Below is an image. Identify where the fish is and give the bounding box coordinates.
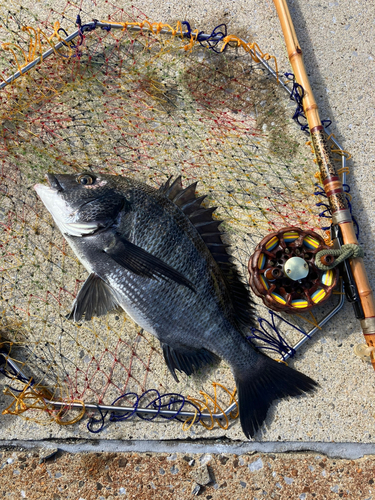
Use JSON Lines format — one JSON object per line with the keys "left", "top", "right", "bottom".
{"left": 34, "top": 171, "right": 317, "bottom": 438}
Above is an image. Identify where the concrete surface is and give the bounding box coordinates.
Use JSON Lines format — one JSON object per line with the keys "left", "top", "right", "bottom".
{"left": 0, "top": 0, "right": 375, "bottom": 448}
{"left": 3, "top": 439, "right": 375, "bottom": 460}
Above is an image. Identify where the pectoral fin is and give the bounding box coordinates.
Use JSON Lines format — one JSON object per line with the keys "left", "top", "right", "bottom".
{"left": 105, "top": 234, "right": 195, "bottom": 291}
{"left": 161, "top": 342, "right": 219, "bottom": 383}
{"left": 68, "top": 273, "right": 120, "bottom": 322}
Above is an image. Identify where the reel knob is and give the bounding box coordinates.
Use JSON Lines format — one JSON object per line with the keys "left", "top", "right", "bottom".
{"left": 320, "top": 254, "right": 335, "bottom": 266}
{"left": 353, "top": 343, "right": 375, "bottom": 360}
{"left": 264, "top": 267, "right": 283, "bottom": 281}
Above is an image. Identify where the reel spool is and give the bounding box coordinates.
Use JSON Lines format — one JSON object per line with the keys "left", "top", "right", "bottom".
{"left": 248, "top": 227, "right": 339, "bottom": 314}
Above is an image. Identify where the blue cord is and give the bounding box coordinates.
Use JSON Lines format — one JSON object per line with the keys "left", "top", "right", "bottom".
{"left": 87, "top": 389, "right": 202, "bottom": 433}
{"left": 247, "top": 310, "right": 311, "bottom": 359}
{"left": 182, "top": 21, "right": 228, "bottom": 53}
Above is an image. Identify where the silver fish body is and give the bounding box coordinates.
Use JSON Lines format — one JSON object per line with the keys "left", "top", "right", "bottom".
{"left": 34, "top": 172, "right": 317, "bottom": 438}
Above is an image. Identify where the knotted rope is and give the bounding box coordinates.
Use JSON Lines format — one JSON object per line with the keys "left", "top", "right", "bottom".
{"left": 315, "top": 244, "right": 364, "bottom": 271}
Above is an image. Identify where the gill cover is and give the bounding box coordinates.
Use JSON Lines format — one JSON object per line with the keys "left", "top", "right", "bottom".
{"left": 34, "top": 173, "right": 125, "bottom": 237}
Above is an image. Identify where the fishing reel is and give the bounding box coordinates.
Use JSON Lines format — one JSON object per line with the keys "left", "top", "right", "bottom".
{"left": 248, "top": 227, "right": 338, "bottom": 314}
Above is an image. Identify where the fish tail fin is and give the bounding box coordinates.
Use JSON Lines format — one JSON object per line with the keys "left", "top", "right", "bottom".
{"left": 234, "top": 355, "right": 317, "bottom": 439}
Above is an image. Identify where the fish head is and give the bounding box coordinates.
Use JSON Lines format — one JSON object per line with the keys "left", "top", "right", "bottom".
{"left": 34, "top": 172, "right": 128, "bottom": 237}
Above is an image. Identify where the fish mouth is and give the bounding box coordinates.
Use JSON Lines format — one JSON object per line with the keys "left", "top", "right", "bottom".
{"left": 46, "top": 173, "right": 62, "bottom": 192}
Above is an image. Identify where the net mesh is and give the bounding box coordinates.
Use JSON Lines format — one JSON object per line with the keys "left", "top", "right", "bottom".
{"left": 0, "top": 0, "right": 339, "bottom": 432}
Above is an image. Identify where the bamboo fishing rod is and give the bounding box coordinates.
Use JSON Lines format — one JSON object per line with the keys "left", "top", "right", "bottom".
{"left": 273, "top": 0, "right": 375, "bottom": 368}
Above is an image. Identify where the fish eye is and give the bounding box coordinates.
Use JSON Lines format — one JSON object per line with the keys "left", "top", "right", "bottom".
{"left": 77, "top": 174, "right": 94, "bottom": 186}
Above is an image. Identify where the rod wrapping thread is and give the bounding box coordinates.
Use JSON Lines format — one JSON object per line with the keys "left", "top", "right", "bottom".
{"left": 310, "top": 129, "right": 348, "bottom": 214}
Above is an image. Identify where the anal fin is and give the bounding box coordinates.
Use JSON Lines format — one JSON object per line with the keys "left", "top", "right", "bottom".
{"left": 67, "top": 273, "right": 120, "bottom": 322}
{"left": 161, "top": 342, "right": 219, "bottom": 383}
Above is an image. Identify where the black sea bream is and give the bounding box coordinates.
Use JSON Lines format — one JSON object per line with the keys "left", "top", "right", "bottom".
{"left": 34, "top": 172, "right": 317, "bottom": 438}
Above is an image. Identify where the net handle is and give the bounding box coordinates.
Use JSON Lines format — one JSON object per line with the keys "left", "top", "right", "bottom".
{"left": 273, "top": 0, "right": 375, "bottom": 369}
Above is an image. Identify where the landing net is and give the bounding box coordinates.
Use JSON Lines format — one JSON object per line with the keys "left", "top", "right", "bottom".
{"left": 0, "top": 1, "right": 343, "bottom": 434}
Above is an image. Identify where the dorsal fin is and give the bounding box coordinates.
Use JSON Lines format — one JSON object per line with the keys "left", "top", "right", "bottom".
{"left": 159, "top": 177, "right": 172, "bottom": 195}
{"left": 160, "top": 177, "right": 255, "bottom": 327}
{"left": 189, "top": 207, "right": 217, "bottom": 224}
{"left": 180, "top": 195, "right": 207, "bottom": 215}
{"left": 173, "top": 182, "right": 198, "bottom": 208}
{"left": 159, "top": 176, "right": 183, "bottom": 200}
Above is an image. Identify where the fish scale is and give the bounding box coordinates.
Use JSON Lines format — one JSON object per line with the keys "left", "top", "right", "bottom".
{"left": 34, "top": 172, "right": 318, "bottom": 438}
{"left": 113, "top": 189, "right": 233, "bottom": 340}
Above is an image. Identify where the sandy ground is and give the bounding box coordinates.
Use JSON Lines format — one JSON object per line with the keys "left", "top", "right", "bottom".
{"left": 0, "top": 0, "right": 375, "bottom": 471}
{"left": 0, "top": 447, "right": 375, "bottom": 500}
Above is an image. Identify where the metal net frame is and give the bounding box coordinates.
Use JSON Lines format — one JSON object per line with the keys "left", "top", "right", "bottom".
{"left": 0, "top": 1, "right": 347, "bottom": 435}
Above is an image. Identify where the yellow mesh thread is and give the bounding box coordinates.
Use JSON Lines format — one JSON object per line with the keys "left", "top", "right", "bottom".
{"left": 0, "top": 4, "right": 337, "bottom": 433}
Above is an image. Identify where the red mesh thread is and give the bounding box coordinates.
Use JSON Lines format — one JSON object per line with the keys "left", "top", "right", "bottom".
{"left": 0, "top": 1, "right": 333, "bottom": 429}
